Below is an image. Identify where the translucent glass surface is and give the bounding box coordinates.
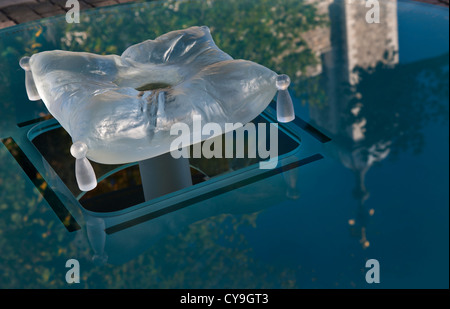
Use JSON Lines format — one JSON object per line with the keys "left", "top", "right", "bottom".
{"left": 0, "top": 0, "right": 448, "bottom": 289}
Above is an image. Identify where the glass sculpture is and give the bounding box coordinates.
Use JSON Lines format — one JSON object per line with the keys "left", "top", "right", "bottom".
{"left": 20, "top": 26, "right": 295, "bottom": 191}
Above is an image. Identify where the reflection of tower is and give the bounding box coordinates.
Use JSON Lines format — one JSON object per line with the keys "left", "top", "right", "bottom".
{"left": 344, "top": 0, "right": 399, "bottom": 85}
{"left": 308, "top": 0, "right": 399, "bottom": 248}
{"left": 310, "top": 0, "right": 399, "bottom": 138}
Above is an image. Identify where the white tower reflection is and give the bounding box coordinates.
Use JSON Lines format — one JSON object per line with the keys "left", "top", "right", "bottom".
{"left": 307, "top": 0, "right": 399, "bottom": 248}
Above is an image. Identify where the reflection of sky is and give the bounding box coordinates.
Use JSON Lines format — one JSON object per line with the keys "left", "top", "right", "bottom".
{"left": 244, "top": 114, "right": 448, "bottom": 288}
{"left": 398, "top": 1, "right": 449, "bottom": 64}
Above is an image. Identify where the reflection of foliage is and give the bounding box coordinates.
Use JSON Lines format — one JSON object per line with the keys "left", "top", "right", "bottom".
{"left": 0, "top": 149, "right": 73, "bottom": 287}
{"left": 348, "top": 53, "right": 449, "bottom": 159}
{"left": 62, "top": 0, "right": 328, "bottom": 103}
{"left": 153, "top": 213, "right": 297, "bottom": 288}
{"left": 0, "top": 203, "right": 299, "bottom": 288}
{"left": 83, "top": 213, "right": 298, "bottom": 289}
{"left": 0, "top": 0, "right": 328, "bottom": 125}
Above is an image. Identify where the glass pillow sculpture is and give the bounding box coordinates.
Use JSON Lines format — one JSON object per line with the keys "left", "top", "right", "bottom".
{"left": 20, "top": 26, "right": 294, "bottom": 191}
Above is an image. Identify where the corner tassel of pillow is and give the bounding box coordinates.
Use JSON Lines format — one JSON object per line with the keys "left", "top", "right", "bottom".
{"left": 71, "top": 141, "right": 97, "bottom": 192}
{"left": 19, "top": 57, "right": 41, "bottom": 101}
{"left": 276, "top": 74, "right": 295, "bottom": 123}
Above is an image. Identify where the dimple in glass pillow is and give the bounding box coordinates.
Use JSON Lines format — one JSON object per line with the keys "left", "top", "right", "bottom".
{"left": 20, "top": 26, "right": 294, "bottom": 191}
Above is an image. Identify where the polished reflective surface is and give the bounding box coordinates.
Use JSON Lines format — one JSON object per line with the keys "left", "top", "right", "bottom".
{"left": 0, "top": 0, "right": 448, "bottom": 288}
